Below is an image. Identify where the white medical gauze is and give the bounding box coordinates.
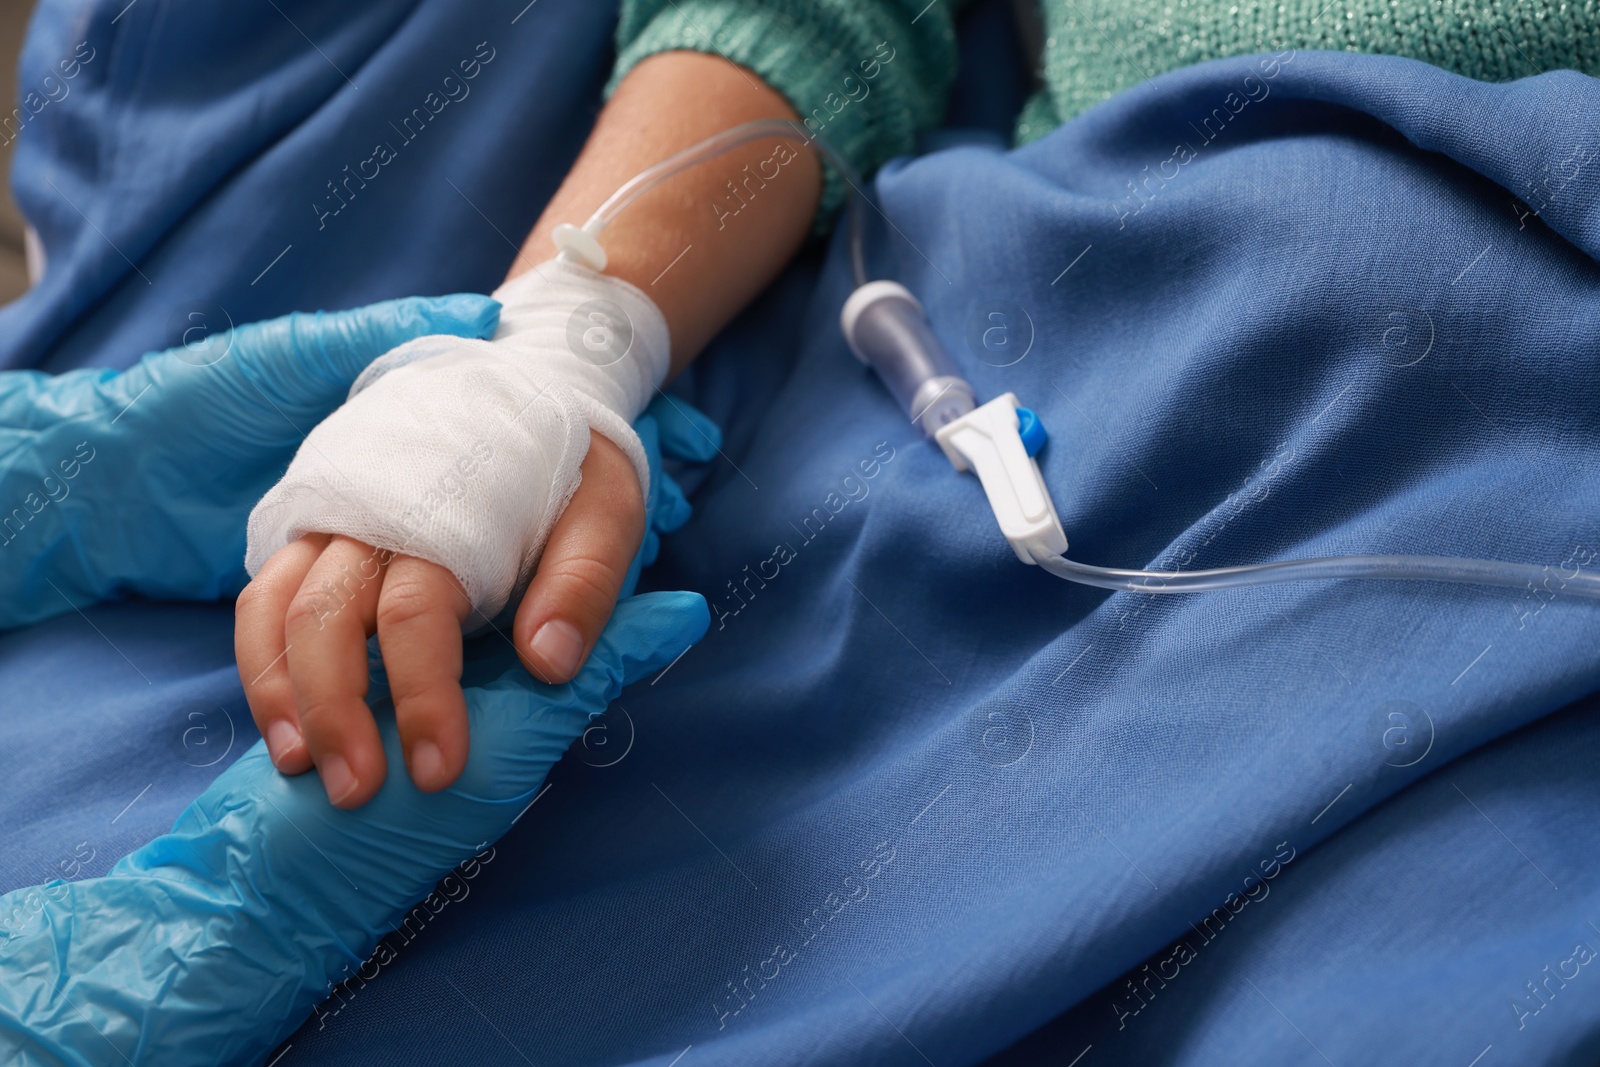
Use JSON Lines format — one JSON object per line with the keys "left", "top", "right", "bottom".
{"left": 244, "top": 258, "right": 670, "bottom": 624}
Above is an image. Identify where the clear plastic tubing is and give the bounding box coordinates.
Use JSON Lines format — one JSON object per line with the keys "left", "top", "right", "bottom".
{"left": 579, "top": 123, "right": 1599, "bottom": 606}
{"left": 580, "top": 119, "right": 869, "bottom": 287}
{"left": 1038, "top": 552, "right": 1600, "bottom": 598}
{"left": 839, "top": 280, "right": 976, "bottom": 434}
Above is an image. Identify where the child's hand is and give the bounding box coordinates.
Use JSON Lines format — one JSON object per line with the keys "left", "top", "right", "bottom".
{"left": 236, "top": 426, "right": 645, "bottom": 808}
{"left": 237, "top": 260, "right": 670, "bottom": 808}
{"left": 231, "top": 48, "right": 821, "bottom": 809}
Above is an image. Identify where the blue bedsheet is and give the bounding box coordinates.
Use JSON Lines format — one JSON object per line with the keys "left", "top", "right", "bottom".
{"left": 2, "top": 1, "right": 1599, "bottom": 1064}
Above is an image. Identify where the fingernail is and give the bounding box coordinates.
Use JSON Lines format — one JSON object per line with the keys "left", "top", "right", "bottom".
{"left": 320, "top": 754, "right": 360, "bottom": 806}
{"left": 530, "top": 619, "right": 584, "bottom": 681}
{"left": 266, "top": 720, "right": 301, "bottom": 765}
{"left": 411, "top": 740, "right": 443, "bottom": 787}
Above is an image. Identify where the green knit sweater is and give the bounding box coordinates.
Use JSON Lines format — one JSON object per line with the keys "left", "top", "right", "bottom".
{"left": 610, "top": 0, "right": 1600, "bottom": 209}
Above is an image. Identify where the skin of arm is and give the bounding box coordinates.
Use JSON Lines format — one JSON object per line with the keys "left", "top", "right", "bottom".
{"left": 517, "top": 50, "right": 822, "bottom": 370}
{"left": 236, "top": 52, "right": 822, "bottom": 808}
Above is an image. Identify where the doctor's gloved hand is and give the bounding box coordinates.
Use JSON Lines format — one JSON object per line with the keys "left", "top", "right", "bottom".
{"left": 0, "top": 294, "right": 500, "bottom": 630}
{"left": 0, "top": 589, "right": 709, "bottom": 1067}
{"left": 236, "top": 391, "right": 721, "bottom": 808}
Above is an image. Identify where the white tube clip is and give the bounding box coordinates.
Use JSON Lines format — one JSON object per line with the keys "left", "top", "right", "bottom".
{"left": 551, "top": 223, "right": 608, "bottom": 271}
{"left": 935, "top": 393, "right": 1068, "bottom": 565}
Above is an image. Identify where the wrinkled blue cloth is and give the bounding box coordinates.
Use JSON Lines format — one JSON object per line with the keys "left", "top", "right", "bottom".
{"left": 1, "top": 3, "right": 1599, "bottom": 1067}
{"left": 0, "top": 591, "right": 708, "bottom": 1067}
{"left": 1, "top": 0, "right": 617, "bottom": 372}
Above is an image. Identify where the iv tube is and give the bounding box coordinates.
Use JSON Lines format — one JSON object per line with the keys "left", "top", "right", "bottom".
{"left": 579, "top": 118, "right": 869, "bottom": 287}
{"left": 579, "top": 121, "right": 1600, "bottom": 607}
{"left": 1038, "top": 552, "right": 1600, "bottom": 599}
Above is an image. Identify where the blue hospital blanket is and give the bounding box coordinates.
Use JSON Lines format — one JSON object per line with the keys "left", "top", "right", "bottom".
{"left": 2, "top": 2, "right": 1599, "bottom": 1065}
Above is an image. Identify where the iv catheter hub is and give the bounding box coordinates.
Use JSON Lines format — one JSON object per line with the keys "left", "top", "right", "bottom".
{"left": 936, "top": 393, "right": 1068, "bottom": 565}
{"left": 549, "top": 117, "right": 1600, "bottom": 607}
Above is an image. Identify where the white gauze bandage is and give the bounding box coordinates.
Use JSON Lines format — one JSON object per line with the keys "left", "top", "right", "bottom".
{"left": 244, "top": 258, "right": 670, "bottom": 623}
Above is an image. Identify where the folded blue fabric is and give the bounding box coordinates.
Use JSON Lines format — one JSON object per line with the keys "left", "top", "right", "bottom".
{"left": 1, "top": 1, "right": 1598, "bottom": 1064}
{"left": 0, "top": 591, "right": 708, "bottom": 1066}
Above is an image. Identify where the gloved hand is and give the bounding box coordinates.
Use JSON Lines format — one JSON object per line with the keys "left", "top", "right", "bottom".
{"left": 627, "top": 392, "right": 723, "bottom": 595}
{"left": 234, "top": 266, "right": 697, "bottom": 808}
{"left": 233, "top": 387, "right": 720, "bottom": 807}
{"left": 0, "top": 589, "right": 709, "bottom": 1067}
{"left": 0, "top": 294, "right": 501, "bottom": 630}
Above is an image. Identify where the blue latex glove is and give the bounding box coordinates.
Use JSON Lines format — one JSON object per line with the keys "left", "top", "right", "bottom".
{"left": 625, "top": 392, "right": 723, "bottom": 595}
{"left": 0, "top": 589, "right": 709, "bottom": 1066}
{"left": 0, "top": 295, "right": 500, "bottom": 629}
{"left": 0, "top": 379, "right": 722, "bottom": 1065}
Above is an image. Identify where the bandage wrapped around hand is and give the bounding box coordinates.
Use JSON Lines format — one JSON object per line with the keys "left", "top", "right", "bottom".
{"left": 245, "top": 259, "right": 670, "bottom": 623}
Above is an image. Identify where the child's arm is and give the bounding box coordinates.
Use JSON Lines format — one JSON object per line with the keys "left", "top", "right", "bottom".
{"left": 234, "top": 53, "right": 821, "bottom": 809}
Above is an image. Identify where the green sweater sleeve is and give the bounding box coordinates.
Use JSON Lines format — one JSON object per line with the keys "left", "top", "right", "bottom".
{"left": 1018, "top": 0, "right": 1600, "bottom": 143}
{"left": 609, "top": 0, "right": 959, "bottom": 218}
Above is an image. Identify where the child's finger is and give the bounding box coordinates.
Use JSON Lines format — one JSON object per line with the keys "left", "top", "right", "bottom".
{"left": 376, "top": 555, "right": 472, "bottom": 792}
{"left": 236, "top": 534, "right": 329, "bottom": 774}
{"left": 284, "top": 536, "right": 390, "bottom": 808}
{"left": 514, "top": 433, "right": 646, "bottom": 684}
